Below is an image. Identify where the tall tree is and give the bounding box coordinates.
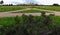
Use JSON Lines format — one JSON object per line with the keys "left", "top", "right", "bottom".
{"left": 0, "top": 0, "right": 4, "bottom": 4}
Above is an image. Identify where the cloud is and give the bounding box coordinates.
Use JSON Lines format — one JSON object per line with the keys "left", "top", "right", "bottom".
{"left": 35, "top": 0, "right": 60, "bottom": 5}
{"left": 11, "top": 2, "right": 21, "bottom": 5}
{"left": 0, "top": 0, "right": 60, "bottom": 5}
{"left": 3, "top": 0, "right": 25, "bottom": 4}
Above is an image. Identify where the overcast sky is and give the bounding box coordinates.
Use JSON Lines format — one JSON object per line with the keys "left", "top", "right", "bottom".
{"left": 0, "top": 0, "right": 60, "bottom": 5}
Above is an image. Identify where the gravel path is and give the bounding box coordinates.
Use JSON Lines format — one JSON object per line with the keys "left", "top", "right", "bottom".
{"left": 0, "top": 12, "right": 54, "bottom": 17}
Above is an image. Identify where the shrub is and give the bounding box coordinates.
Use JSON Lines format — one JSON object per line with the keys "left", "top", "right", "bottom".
{"left": 0, "top": 13, "right": 56, "bottom": 35}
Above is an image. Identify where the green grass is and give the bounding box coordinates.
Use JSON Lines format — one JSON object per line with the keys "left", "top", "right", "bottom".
{"left": 0, "top": 6, "right": 60, "bottom": 12}
{"left": 0, "top": 6, "right": 24, "bottom": 12}
{"left": 0, "top": 17, "right": 15, "bottom": 26}
{"left": 0, "top": 6, "right": 45, "bottom": 12}
{"left": 0, "top": 17, "right": 23, "bottom": 27}
{"left": 39, "top": 6, "right": 60, "bottom": 11}
{"left": 54, "top": 16, "right": 60, "bottom": 25}
{"left": 20, "top": 9, "right": 44, "bottom": 13}
{"left": 28, "top": 6, "right": 60, "bottom": 11}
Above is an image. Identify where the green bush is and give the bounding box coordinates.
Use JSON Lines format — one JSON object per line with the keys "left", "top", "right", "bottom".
{"left": 0, "top": 12, "right": 59, "bottom": 35}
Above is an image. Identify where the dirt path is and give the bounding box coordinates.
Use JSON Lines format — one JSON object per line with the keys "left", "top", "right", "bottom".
{"left": 0, "top": 8, "right": 60, "bottom": 17}
{"left": 0, "top": 12, "right": 54, "bottom": 17}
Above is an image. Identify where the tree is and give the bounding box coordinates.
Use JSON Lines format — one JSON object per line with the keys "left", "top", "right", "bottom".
{"left": 53, "top": 3, "right": 59, "bottom": 6}
{"left": 9, "top": 4, "right": 13, "bottom": 6}
{"left": 0, "top": 0, "right": 4, "bottom": 4}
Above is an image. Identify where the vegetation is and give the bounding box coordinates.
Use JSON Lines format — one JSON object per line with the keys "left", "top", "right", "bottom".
{"left": 37, "top": 6, "right": 60, "bottom": 11}
{"left": 54, "top": 16, "right": 60, "bottom": 25}
{"left": 0, "top": 6, "right": 60, "bottom": 12}
{"left": 53, "top": 3, "right": 59, "bottom": 6}
{"left": 0, "top": 6, "right": 24, "bottom": 12}
{"left": 0, "top": 12, "right": 60, "bottom": 35}
{"left": 0, "top": 17, "right": 15, "bottom": 26}
{"left": 0, "top": 0, "right": 4, "bottom": 4}
{"left": 14, "top": 9, "right": 44, "bottom": 13}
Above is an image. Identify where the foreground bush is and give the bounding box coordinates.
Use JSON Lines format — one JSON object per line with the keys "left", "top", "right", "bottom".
{"left": 0, "top": 12, "right": 60, "bottom": 35}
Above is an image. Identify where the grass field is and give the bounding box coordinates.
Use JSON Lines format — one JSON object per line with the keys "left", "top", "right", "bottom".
{"left": 42, "top": 6, "right": 60, "bottom": 11}
{"left": 0, "top": 6, "right": 60, "bottom": 12}
{"left": 0, "top": 6, "right": 24, "bottom": 12}
{"left": 36, "top": 6, "right": 60, "bottom": 11}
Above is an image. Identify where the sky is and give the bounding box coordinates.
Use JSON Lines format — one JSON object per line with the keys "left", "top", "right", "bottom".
{"left": 0, "top": 0, "right": 60, "bottom": 5}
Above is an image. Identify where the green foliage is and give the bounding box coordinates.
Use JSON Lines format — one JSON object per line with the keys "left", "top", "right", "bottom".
{"left": 53, "top": 3, "right": 59, "bottom": 6}
{"left": 15, "top": 16, "right": 20, "bottom": 24}
{"left": 41, "top": 11, "right": 46, "bottom": 17}
{"left": 0, "top": 12, "right": 60, "bottom": 35}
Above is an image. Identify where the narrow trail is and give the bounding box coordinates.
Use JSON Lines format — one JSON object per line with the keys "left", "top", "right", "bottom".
{"left": 0, "top": 8, "right": 60, "bottom": 17}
